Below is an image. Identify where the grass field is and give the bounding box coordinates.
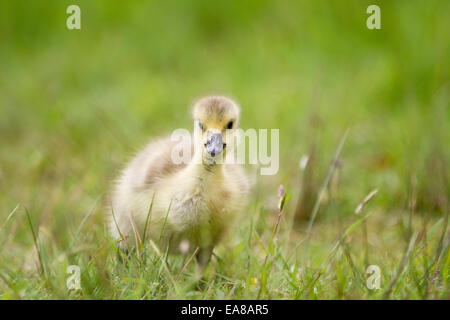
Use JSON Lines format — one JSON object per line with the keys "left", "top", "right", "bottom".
{"left": 0, "top": 1, "right": 449, "bottom": 299}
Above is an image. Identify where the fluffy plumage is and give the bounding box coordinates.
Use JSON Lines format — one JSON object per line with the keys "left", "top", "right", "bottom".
{"left": 108, "top": 96, "right": 249, "bottom": 264}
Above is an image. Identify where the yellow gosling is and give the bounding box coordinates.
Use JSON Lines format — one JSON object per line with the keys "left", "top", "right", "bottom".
{"left": 108, "top": 96, "right": 249, "bottom": 266}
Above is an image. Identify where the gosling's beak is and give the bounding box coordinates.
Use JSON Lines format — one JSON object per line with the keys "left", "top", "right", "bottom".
{"left": 205, "top": 132, "right": 223, "bottom": 157}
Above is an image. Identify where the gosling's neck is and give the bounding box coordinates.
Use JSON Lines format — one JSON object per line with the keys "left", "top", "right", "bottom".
{"left": 187, "top": 148, "right": 224, "bottom": 183}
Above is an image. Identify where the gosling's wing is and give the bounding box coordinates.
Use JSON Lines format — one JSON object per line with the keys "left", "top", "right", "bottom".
{"left": 120, "top": 135, "right": 192, "bottom": 191}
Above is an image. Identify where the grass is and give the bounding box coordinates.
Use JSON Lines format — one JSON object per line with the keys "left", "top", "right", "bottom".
{"left": 0, "top": 0, "right": 449, "bottom": 299}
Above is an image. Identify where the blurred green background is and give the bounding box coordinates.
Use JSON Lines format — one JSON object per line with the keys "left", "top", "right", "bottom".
{"left": 0, "top": 0, "right": 448, "bottom": 299}
{"left": 1, "top": 0, "right": 448, "bottom": 216}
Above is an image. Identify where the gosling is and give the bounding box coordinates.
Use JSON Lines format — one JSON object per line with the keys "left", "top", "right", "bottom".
{"left": 108, "top": 96, "right": 249, "bottom": 266}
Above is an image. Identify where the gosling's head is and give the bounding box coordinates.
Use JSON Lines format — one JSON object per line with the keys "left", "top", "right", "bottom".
{"left": 192, "top": 96, "right": 241, "bottom": 162}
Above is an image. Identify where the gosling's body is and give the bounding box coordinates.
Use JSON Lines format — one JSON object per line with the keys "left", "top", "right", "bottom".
{"left": 108, "top": 96, "right": 249, "bottom": 262}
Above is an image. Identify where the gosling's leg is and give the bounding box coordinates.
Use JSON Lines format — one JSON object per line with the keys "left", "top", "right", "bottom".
{"left": 196, "top": 246, "right": 213, "bottom": 270}
{"left": 194, "top": 246, "right": 213, "bottom": 289}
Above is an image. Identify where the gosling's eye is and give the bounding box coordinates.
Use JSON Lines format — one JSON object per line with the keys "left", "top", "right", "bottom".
{"left": 226, "top": 121, "right": 233, "bottom": 129}
{"left": 198, "top": 122, "right": 204, "bottom": 130}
